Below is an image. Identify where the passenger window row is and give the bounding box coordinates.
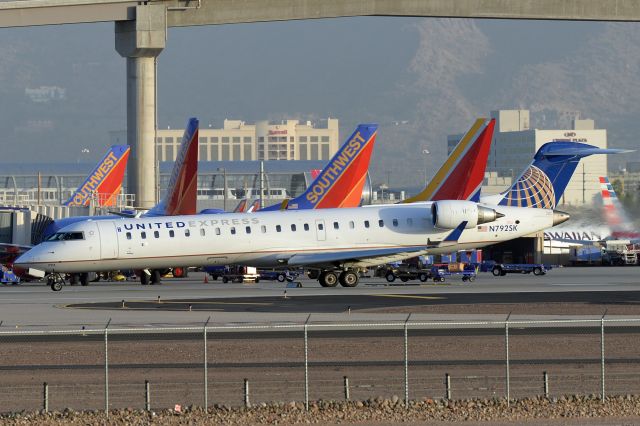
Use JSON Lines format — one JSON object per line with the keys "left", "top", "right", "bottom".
{"left": 123, "top": 217, "right": 415, "bottom": 240}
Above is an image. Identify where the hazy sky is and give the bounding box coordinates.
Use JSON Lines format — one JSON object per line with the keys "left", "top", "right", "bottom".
{"left": 0, "top": 15, "right": 636, "bottom": 187}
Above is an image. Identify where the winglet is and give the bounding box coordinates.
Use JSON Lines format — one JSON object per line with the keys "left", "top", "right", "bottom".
{"left": 427, "top": 221, "right": 467, "bottom": 248}
{"left": 444, "top": 221, "right": 467, "bottom": 242}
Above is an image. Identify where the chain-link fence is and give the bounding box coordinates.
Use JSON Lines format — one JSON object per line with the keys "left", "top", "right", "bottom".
{"left": 1, "top": 317, "right": 639, "bottom": 414}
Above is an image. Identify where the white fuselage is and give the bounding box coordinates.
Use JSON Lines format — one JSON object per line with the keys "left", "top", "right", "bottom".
{"left": 16, "top": 203, "right": 556, "bottom": 273}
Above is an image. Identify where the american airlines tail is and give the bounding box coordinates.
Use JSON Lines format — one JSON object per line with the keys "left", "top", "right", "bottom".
{"left": 63, "top": 145, "right": 130, "bottom": 207}
{"left": 145, "top": 118, "right": 199, "bottom": 217}
{"left": 402, "top": 118, "right": 495, "bottom": 203}
{"left": 261, "top": 124, "right": 378, "bottom": 211}
{"left": 482, "top": 142, "right": 627, "bottom": 209}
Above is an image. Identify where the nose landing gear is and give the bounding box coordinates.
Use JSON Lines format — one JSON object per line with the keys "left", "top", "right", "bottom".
{"left": 47, "top": 273, "right": 65, "bottom": 291}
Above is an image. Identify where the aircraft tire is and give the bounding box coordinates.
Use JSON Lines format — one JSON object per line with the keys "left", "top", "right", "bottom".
{"left": 418, "top": 273, "right": 429, "bottom": 282}
{"left": 140, "top": 273, "right": 150, "bottom": 285}
{"left": 385, "top": 272, "right": 396, "bottom": 283}
{"left": 222, "top": 276, "right": 229, "bottom": 283}
{"left": 320, "top": 271, "right": 338, "bottom": 287}
{"left": 533, "top": 267, "right": 543, "bottom": 276}
{"left": 151, "top": 269, "right": 162, "bottom": 284}
{"left": 277, "top": 273, "right": 286, "bottom": 283}
{"left": 307, "top": 270, "right": 320, "bottom": 280}
{"left": 69, "top": 274, "right": 78, "bottom": 286}
{"left": 51, "top": 281, "right": 62, "bottom": 291}
{"left": 400, "top": 276, "right": 410, "bottom": 283}
{"left": 339, "top": 271, "right": 359, "bottom": 287}
{"left": 80, "top": 273, "right": 89, "bottom": 286}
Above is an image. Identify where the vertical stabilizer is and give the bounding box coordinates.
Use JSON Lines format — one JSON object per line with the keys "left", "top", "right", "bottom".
{"left": 145, "top": 118, "right": 199, "bottom": 216}
{"left": 64, "top": 145, "right": 130, "bottom": 207}
{"left": 403, "top": 118, "right": 494, "bottom": 203}
{"left": 484, "top": 142, "right": 627, "bottom": 209}
{"left": 261, "top": 124, "right": 378, "bottom": 211}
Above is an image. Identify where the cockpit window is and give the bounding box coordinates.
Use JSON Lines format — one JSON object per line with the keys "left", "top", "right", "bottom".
{"left": 46, "top": 232, "right": 84, "bottom": 241}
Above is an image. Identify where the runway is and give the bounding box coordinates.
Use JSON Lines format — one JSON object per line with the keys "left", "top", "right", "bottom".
{"left": 1, "top": 267, "right": 640, "bottom": 329}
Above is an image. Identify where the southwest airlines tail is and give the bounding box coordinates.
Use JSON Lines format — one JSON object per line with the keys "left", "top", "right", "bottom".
{"left": 64, "top": 145, "right": 130, "bottom": 207}
{"left": 145, "top": 118, "right": 199, "bottom": 217}
{"left": 482, "top": 142, "right": 627, "bottom": 209}
{"left": 402, "top": 118, "right": 495, "bottom": 203}
{"left": 261, "top": 124, "right": 378, "bottom": 211}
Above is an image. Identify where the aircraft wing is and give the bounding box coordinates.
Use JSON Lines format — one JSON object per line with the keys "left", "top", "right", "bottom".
{"left": 285, "top": 222, "right": 467, "bottom": 268}
{"left": 286, "top": 246, "right": 426, "bottom": 267}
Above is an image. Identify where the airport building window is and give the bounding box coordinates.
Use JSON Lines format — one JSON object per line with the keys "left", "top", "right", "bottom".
{"left": 364, "top": 220, "right": 370, "bottom": 228}
{"left": 222, "top": 137, "right": 230, "bottom": 143}
{"left": 154, "top": 231, "right": 159, "bottom": 238}
{"left": 169, "top": 230, "right": 175, "bottom": 238}
{"left": 141, "top": 232, "right": 146, "bottom": 239}
{"left": 392, "top": 219, "right": 398, "bottom": 227}
{"left": 379, "top": 220, "right": 384, "bottom": 227}
{"left": 321, "top": 144, "right": 330, "bottom": 159}
{"left": 211, "top": 137, "right": 219, "bottom": 143}
{"left": 321, "top": 136, "right": 330, "bottom": 142}
{"left": 304, "top": 223, "right": 309, "bottom": 231}
{"left": 299, "top": 136, "right": 307, "bottom": 142}
{"left": 291, "top": 224, "right": 296, "bottom": 232}
{"left": 215, "top": 227, "right": 221, "bottom": 235}
{"left": 349, "top": 221, "right": 355, "bottom": 229}
{"left": 246, "top": 226, "right": 251, "bottom": 234}
{"left": 126, "top": 232, "right": 131, "bottom": 240}
{"left": 231, "top": 227, "right": 236, "bottom": 235}
{"left": 244, "top": 137, "right": 252, "bottom": 143}
{"left": 310, "top": 136, "right": 319, "bottom": 142}
{"left": 261, "top": 225, "right": 267, "bottom": 233}
{"left": 185, "top": 229, "right": 191, "bottom": 237}
{"left": 232, "top": 137, "right": 241, "bottom": 143}
{"left": 333, "top": 222, "right": 339, "bottom": 230}
{"left": 276, "top": 225, "right": 282, "bottom": 232}
{"left": 258, "top": 136, "right": 264, "bottom": 143}
{"left": 200, "top": 228, "right": 206, "bottom": 237}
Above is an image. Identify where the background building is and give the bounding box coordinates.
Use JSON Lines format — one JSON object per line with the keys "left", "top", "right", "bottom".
{"left": 111, "top": 118, "right": 340, "bottom": 163}
{"left": 448, "top": 109, "right": 608, "bottom": 206}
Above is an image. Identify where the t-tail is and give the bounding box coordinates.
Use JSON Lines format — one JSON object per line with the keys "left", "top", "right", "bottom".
{"left": 483, "top": 142, "right": 628, "bottom": 209}
{"left": 63, "top": 145, "right": 130, "bottom": 207}
{"left": 145, "top": 118, "right": 199, "bottom": 217}
{"left": 402, "top": 118, "right": 495, "bottom": 203}
{"left": 261, "top": 124, "right": 378, "bottom": 211}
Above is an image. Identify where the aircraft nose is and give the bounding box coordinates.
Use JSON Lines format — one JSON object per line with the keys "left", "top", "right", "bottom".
{"left": 552, "top": 210, "right": 570, "bottom": 226}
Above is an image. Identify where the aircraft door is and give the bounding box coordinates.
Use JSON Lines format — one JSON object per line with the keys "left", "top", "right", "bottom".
{"left": 315, "top": 219, "right": 326, "bottom": 241}
{"left": 96, "top": 221, "right": 119, "bottom": 260}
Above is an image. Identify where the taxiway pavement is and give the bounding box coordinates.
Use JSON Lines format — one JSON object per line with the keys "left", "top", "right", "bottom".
{"left": 1, "top": 267, "right": 640, "bottom": 330}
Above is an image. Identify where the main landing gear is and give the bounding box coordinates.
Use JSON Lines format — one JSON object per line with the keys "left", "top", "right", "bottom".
{"left": 318, "top": 269, "right": 359, "bottom": 288}
{"left": 140, "top": 269, "right": 163, "bottom": 285}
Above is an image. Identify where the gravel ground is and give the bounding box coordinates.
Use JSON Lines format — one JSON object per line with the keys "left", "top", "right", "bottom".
{"left": 3, "top": 395, "right": 640, "bottom": 425}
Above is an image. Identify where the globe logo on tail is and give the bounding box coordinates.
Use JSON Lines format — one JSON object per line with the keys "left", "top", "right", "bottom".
{"left": 500, "top": 165, "right": 555, "bottom": 208}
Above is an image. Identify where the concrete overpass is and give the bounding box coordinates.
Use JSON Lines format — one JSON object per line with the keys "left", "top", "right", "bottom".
{"left": 1, "top": 0, "right": 638, "bottom": 207}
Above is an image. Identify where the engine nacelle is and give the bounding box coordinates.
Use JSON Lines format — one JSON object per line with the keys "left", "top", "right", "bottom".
{"left": 431, "top": 200, "right": 502, "bottom": 229}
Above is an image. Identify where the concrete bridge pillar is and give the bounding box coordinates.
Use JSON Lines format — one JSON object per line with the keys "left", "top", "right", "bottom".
{"left": 115, "top": 5, "right": 166, "bottom": 209}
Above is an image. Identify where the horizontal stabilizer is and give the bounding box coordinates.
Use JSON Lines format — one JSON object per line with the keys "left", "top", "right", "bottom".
{"left": 544, "top": 147, "right": 633, "bottom": 156}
